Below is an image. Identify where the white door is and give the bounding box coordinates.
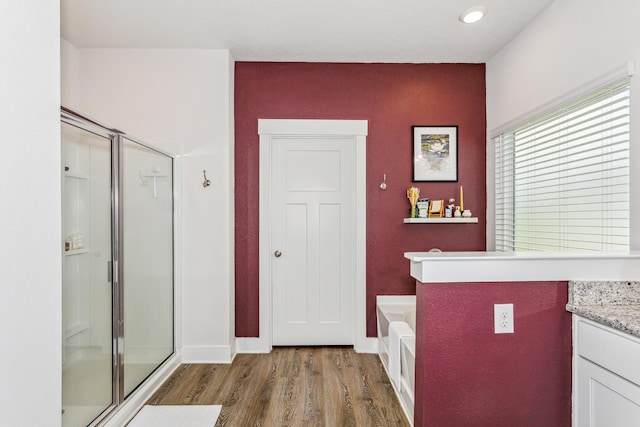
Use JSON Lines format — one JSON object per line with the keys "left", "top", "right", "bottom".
{"left": 271, "top": 136, "right": 355, "bottom": 345}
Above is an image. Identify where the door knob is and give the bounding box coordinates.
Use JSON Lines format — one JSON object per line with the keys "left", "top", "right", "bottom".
{"left": 274, "top": 250, "right": 282, "bottom": 258}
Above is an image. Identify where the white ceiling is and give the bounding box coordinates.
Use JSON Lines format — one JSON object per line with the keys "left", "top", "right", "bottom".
{"left": 61, "top": 0, "right": 555, "bottom": 63}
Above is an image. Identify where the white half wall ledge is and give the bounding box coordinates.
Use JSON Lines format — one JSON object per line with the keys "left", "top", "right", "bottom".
{"left": 405, "top": 251, "right": 640, "bottom": 283}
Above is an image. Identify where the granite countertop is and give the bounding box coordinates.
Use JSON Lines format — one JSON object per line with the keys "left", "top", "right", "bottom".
{"left": 567, "top": 280, "right": 640, "bottom": 338}
{"left": 567, "top": 304, "right": 640, "bottom": 338}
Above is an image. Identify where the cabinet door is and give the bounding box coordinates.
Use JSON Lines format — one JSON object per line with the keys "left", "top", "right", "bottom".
{"left": 577, "top": 357, "right": 640, "bottom": 426}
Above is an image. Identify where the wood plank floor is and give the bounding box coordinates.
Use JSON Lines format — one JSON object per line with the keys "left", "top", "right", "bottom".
{"left": 146, "top": 347, "right": 411, "bottom": 426}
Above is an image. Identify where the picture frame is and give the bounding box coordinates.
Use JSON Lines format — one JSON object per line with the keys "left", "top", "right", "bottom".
{"left": 428, "top": 200, "right": 445, "bottom": 218}
{"left": 412, "top": 125, "right": 458, "bottom": 182}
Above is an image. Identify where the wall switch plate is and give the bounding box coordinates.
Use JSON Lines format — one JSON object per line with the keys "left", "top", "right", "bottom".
{"left": 494, "top": 303, "right": 514, "bottom": 334}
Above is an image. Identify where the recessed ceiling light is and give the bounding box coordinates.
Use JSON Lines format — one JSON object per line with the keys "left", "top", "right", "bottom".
{"left": 460, "top": 6, "right": 487, "bottom": 24}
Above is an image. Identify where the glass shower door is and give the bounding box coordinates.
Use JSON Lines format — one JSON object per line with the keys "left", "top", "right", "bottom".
{"left": 61, "top": 109, "right": 176, "bottom": 425}
{"left": 61, "top": 122, "right": 114, "bottom": 427}
{"left": 120, "top": 137, "right": 174, "bottom": 397}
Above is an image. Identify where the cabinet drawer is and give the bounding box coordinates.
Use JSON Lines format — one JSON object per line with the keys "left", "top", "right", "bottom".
{"left": 577, "top": 320, "right": 640, "bottom": 386}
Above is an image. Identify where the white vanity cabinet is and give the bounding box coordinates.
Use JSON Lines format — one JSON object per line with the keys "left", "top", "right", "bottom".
{"left": 573, "top": 316, "right": 640, "bottom": 426}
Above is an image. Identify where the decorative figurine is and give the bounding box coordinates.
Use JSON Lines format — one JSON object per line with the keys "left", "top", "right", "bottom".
{"left": 446, "top": 198, "right": 455, "bottom": 218}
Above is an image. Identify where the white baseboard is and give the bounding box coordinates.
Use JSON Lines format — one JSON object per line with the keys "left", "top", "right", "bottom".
{"left": 102, "top": 353, "right": 181, "bottom": 427}
{"left": 355, "top": 337, "right": 378, "bottom": 354}
{"left": 235, "top": 337, "right": 377, "bottom": 354}
{"left": 181, "top": 345, "right": 234, "bottom": 363}
{"left": 235, "top": 337, "right": 271, "bottom": 354}
{"left": 235, "top": 336, "right": 377, "bottom": 354}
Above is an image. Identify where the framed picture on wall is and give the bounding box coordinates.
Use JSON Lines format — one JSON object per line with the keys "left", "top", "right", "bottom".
{"left": 412, "top": 125, "right": 458, "bottom": 182}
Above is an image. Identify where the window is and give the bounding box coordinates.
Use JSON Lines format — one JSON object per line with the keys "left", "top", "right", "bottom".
{"left": 494, "top": 79, "right": 630, "bottom": 252}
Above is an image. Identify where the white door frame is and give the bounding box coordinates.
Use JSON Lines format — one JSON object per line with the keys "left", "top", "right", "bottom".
{"left": 257, "top": 119, "right": 371, "bottom": 353}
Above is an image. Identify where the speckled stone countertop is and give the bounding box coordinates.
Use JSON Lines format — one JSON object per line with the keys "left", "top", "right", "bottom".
{"left": 567, "top": 281, "right": 640, "bottom": 338}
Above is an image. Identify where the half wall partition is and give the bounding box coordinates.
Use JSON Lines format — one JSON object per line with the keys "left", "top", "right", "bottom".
{"left": 61, "top": 108, "right": 175, "bottom": 427}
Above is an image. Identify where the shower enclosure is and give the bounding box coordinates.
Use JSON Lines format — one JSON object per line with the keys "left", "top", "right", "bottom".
{"left": 61, "top": 109, "right": 175, "bottom": 427}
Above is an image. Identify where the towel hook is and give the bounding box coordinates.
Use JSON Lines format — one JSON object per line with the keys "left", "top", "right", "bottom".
{"left": 203, "top": 170, "right": 211, "bottom": 188}
{"left": 380, "top": 173, "right": 387, "bottom": 190}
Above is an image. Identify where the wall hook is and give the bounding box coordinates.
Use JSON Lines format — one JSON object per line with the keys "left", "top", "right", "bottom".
{"left": 380, "top": 173, "right": 387, "bottom": 190}
{"left": 203, "top": 170, "right": 211, "bottom": 188}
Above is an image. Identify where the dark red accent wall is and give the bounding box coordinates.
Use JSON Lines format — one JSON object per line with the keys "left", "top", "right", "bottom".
{"left": 415, "top": 281, "right": 572, "bottom": 426}
{"left": 235, "top": 63, "right": 486, "bottom": 337}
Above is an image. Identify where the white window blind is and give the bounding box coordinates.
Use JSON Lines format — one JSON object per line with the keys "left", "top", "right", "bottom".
{"left": 494, "top": 78, "right": 630, "bottom": 252}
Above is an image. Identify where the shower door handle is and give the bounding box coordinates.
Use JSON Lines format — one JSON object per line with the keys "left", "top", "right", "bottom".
{"left": 108, "top": 261, "right": 112, "bottom": 283}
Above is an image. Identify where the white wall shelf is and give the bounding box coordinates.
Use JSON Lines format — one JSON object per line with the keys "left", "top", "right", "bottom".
{"left": 62, "top": 129, "right": 93, "bottom": 360}
{"left": 64, "top": 322, "right": 89, "bottom": 339}
{"left": 65, "top": 172, "right": 89, "bottom": 180}
{"left": 403, "top": 217, "right": 478, "bottom": 224}
{"left": 64, "top": 248, "right": 89, "bottom": 256}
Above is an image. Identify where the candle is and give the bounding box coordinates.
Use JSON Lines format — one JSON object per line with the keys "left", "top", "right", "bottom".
{"left": 460, "top": 186, "right": 464, "bottom": 212}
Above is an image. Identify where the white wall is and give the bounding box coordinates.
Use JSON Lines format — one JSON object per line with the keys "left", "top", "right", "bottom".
{"left": 61, "top": 38, "right": 80, "bottom": 110}
{"left": 226, "top": 56, "right": 236, "bottom": 356}
{"left": 0, "top": 2, "right": 62, "bottom": 426}
{"left": 63, "top": 47, "right": 236, "bottom": 362}
{"left": 486, "top": 0, "right": 640, "bottom": 250}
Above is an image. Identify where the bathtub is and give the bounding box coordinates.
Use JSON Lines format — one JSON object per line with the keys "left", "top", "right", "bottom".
{"left": 376, "top": 295, "right": 416, "bottom": 425}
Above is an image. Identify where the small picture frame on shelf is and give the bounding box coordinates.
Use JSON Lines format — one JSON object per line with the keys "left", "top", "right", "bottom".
{"left": 428, "top": 200, "right": 445, "bottom": 217}
{"left": 412, "top": 125, "right": 458, "bottom": 182}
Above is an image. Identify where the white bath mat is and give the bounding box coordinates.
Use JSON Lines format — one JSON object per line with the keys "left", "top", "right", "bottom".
{"left": 128, "top": 405, "right": 221, "bottom": 427}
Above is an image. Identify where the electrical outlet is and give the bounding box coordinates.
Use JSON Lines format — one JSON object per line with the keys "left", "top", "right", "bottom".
{"left": 494, "top": 303, "right": 514, "bottom": 334}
